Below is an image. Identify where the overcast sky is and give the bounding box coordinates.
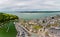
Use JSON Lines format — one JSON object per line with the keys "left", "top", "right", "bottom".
{"left": 0, "top": 0, "right": 60, "bottom": 11}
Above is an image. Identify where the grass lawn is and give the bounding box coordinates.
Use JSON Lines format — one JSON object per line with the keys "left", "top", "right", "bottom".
{"left": 0, "top": 22, "right": 17, "bottom": 37}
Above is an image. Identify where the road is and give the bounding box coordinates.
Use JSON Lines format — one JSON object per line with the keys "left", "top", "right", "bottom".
{"left": 14, "top": 22, "right": 41, "bottom": 37}
{"left": 14, "top": 22, "right": 31, "bottom": 37}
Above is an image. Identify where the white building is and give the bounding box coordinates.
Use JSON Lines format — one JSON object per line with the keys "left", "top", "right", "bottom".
{"left": 48, "top": 28, "right": 60, "bottom": 37}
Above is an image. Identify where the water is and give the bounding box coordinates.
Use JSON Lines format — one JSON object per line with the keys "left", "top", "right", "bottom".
{"left": 1, "top": 11, "right": 60, "bottom": 20}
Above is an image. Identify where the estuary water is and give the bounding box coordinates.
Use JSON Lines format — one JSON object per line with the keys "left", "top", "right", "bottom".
{"left": 2, "top": 12, "right": 60, "bottom": 20}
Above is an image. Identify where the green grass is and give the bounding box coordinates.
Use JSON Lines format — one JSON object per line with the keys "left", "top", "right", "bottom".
{"left": 0, "top": 21, "right": 17, "bottom": 37}
{"left": 33, "top": 25, "right": 42, "bottom": 30}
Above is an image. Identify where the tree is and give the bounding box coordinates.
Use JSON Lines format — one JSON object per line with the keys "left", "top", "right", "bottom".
{"left": 0, "top": 12, "right": 19, "bottom": 32}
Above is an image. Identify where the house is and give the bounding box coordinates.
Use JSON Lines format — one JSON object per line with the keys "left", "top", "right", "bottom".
{"left": 48, "top": 28, "right": 60, "bottom": 37}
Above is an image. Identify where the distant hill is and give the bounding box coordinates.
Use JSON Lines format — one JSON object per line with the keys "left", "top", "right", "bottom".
{"left": 1, "top": 11, "right": 60, "bottom": 13}
{"left": 15, "top": 11, "right": 60, "bottom": 13}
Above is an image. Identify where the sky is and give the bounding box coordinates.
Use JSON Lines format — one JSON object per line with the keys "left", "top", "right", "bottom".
{"left": 0, "top": 0, "right": 60, "bottom": 11}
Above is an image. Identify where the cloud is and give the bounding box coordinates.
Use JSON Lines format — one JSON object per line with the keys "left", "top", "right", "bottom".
{"left": 0, "top": 0, "right": 60, "bottom": 11}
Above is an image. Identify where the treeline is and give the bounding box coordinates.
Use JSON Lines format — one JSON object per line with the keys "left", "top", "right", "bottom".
{"left": 0, "top": 13, "right": 18, "bottom": 22}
